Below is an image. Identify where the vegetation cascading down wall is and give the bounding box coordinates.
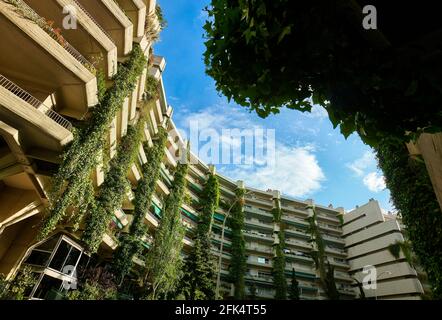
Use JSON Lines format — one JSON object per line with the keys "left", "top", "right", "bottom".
{"left": 179, "top": 173, "right": 220, "bottom": 300}
{"left": 271, "top": 200, "right": 287, "bottom": 299}
{"left": 307, "top": 206, "right": 339, "bottom": 300}
{"left": 112, "top": 126, "right": 168, "bottom": 283}
{"left": 38, "top": 45, "right": 147, "bottom": 247}
{"left": 376, "top": 139, "right": 442, "bottom": 298}
{"left": 229, "top": 187, "right": 247, "bottom": 299}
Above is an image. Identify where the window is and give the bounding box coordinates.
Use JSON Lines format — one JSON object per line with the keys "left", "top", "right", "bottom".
{"left": 24, "top": 250, "right": 51, "bottom": 267}
{"left": 257, "top": 257, "right": 269, "bottom": 264}
{"left": 49, "top": 241, "right": 71, "bottom": 272}
{"left": 32, "top": 275, "right": 66, "bottom": 300}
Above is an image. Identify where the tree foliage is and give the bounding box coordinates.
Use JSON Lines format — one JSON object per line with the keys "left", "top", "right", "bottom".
{"left": 0, "top": 266, "right": 36, "bottom": 300}
{"left": 288, "top": 268, "right": 300, "bottom": 300}
{"left": 203, "top": 0, "right": 442, "bottom": 145}
{"left": 229, "top": 187, "right": 246, "bottom": 299}
{"left": 271, "top": 202, "right": 287, "bottom": 299}
{"left": 143, "top": 153, "right": 189, "bottom": 299}
{"left": 307, "top": 207, "right": 339, "bottom": 300}
{"left": 376, "top": 139, "right": 442, "bottom": 298}
{"left": 180, "top": 173, "right": 220, "bottom": 300}
{"left": 66, "top": 265, "right": 118, "bottom": 300}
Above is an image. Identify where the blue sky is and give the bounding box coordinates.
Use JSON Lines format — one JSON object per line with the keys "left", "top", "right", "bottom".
{"left": 154, "top": 0, "right": 393, "bottom": 213}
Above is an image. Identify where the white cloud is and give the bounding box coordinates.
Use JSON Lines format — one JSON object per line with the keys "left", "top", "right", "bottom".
{"left": 303, "top": 105, "right": 328, "bottom": 119}
{"left": 177, "top": 104, "right": 326, "bottom": 198}
{"left": 363, "top": 172, "right": 386, "bottom": 192}
{"left": 347, "top": 151, "right": 376, "bottom": 176}
{"left": 220, "top": 144, "right": 325, "bottom": 198}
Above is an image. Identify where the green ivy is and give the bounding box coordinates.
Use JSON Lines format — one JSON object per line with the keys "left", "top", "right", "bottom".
{"left": 180, "top": 173, "right": 220, "bottom": 300}
{"left": 376, "top": 139, "right": 442, "bottom": 298}
{"left": 388, "top": 242, "right": 402, "bottom": 259}
{"left": 82, "top": 117, "right": 146, "bottom": 252}
{"left": 38, "top": 44, "right": 146, "bottom": 240}
{"left": 307, "top": 206, "right": 339, "bottom": 300}
{"left": 229, "top": 187, "right": 246, "bottom": 299}
{"left": 288, "top": 268, "right": 300, "bottom": 300}
{"left": 0, "top": 266, "right": 36, "bottom": 300}
{"left": 271, "top": 202, "right": 287, "bottom": 299}
{"left": 113, "top": 127, "right": 168, "bottom": 282}
{"left": 144, "top": 75, "right": 160, "bottom": 102}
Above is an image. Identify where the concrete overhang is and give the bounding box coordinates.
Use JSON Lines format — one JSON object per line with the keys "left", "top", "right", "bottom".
{"left": 75, "top": 0, "right": 133, "bottom": 58}
{"left": 115, "top": 0, "right": 146, "bottom": 39}
{"left": 0, "top": 86, "right": 73, "bottom": 153}
{"left": 24, "top": 0, "right": 118, "bottom": 79}
{"left": 0, "top": 1, "right": 98, "bottom": 119}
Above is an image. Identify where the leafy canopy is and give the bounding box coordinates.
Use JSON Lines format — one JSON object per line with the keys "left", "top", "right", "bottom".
{"left": 203, "top": 0, "right": 442, "bottom": 146}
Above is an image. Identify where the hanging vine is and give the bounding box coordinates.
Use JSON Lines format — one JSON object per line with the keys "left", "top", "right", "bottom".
{"left": 307, "top": 206, "right": 339, "bottom": 300}
{"left": 38, "top": 44, "right": 146, "bottom": 240}
{"left": 113, "top": 127, "right": 168, "bottom": 282}
{"left": 82, "top": 116, "right": 147, "bottom": 252}
{"left": 376, "top": 138, "right": 442, "bottom": 298}
{"left": 229, "top": 187, "right": 246, "bottom": 299}
{"left": 180, "top": 173, "right": 220, "bottom": 300}
{"left": 272, "top": 201, "right": 287, "bottom": 299}
{"left": 288, "top": 268, "right": 300, "bottom": 300}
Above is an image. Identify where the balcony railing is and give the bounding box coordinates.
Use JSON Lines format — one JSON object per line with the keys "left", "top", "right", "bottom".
{"left": 9, "top": 0, "right": 95, "bottom": 73}
{"left": 0, "top": 74, "right": 72, "bottom": 131}
{"left": 72, "top": 0, "right": 114, "bottom": 41}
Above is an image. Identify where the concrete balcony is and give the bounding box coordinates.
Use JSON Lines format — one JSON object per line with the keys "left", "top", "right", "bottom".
{"left": 282, "top": 214, "right": 309, "bottom": 227}
{"left": 102, "top": 233, "right": 118, "bottom": 250}
{"left": 245, "top": 243, "right": 273, "bottom": 254}
{"left": 145, "top": 210, "right": 159, "bottom": 228}
{"left": 244, "top": 205, "right": 273, "bottom": 219}
{"left": 280, "top": 203, "right": 309, "bottom": 216}
{"left": 114, "top": 0, "right": 146, "bottom": 39}
{"left": 0, "top": 186, "right": 43, "bottom": 234}
{"left": 285, "top": 238, "right": 311, "bottom": 250}
{"left": 244, "top": 218, "right": 273, "bottom": 231}
{"left": 244, "top": 194, "right": 273, "bottom": 208}
{"left": 142, "top": 0, "right": 156, "bottom": 15}
{"left": 245, "top": 273, "right": 273, "bottom": 284}
{"left": 322, "top": 233, "right": 345, "bottom": 244}
{"left": 75, "top": 0, "right": 133, "bottom": 58}
{"left": 243, "top": 230, "right": 273, "bottom": 243}
{"left": 0, "top": 0, "right": 98, "bottom": 120}
{"left": 24, "top": 0, "right": 117, "bottom": 79}
{"left": 324, "top": 245, "right": 347, "bottom": 257}
{"left": 212, "top": 233, "right": 232, "bottom": 246}
{"left": 0, "top": 74, "right": 73, "bottom": 157}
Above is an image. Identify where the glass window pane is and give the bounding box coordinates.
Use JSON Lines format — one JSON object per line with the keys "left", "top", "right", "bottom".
{"left": 32, "top": 275, "right": 64, "bottom": 299}
{"left": 37, "top": 236, "right": 59, "bottom": 252}
{"left": 49, "top": 241, "right": 71, "bottom": 272}
{"left": 77, "top": 254, "right": 90, "bottom": 276}
{"left": 24, "top": 250, "right": 51, "bottom": 267}
{"left": 62, "top": 247, "right": 81, "bottom": 272}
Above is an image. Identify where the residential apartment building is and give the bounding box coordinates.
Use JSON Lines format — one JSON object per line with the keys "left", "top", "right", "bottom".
{"left": 342, "top": 199, "right": 426, "bottom": 299}
{"left": 0, "top": 0, "right": 426, "bottom": 300}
